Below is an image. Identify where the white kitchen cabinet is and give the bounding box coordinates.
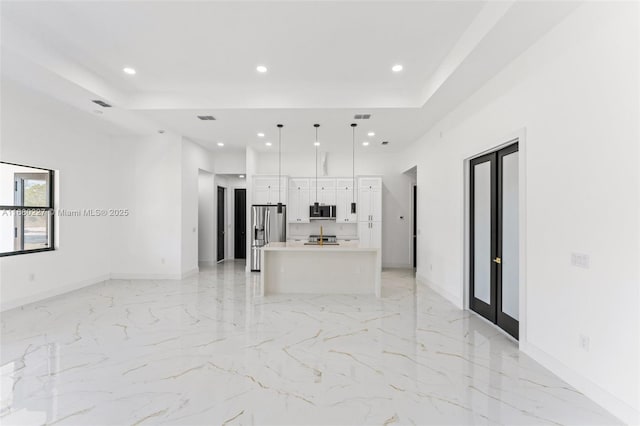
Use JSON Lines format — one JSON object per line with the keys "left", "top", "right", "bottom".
{"left": 358, "top": 221, "right": 381, "bottom": 249}
{"left": 336, "top": 178, "right": 356, "bottom": 191}
{"left": 288, "top": 179, "right": 310, "bottom": 223}
{"left": 357, "top": 177, "right": 382, "bottom": 222}
{"left": 336, "top": 188, "right": 357, "bottom": 223}
{"left": 357, "top": 177, "right": 382, "bottom": 249}
{"left": 253, "top": 176, "right": 288, "bottom": 205}
{"left": 310, "top": 178, "right": 337, "bottom": 205}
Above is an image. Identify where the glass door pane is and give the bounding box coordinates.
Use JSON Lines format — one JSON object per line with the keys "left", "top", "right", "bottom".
{"left": 501, "top": 151, "right": 519, "bottom": 320}
{"left": 473, "top": 161, "right": 492, "bottom": 304}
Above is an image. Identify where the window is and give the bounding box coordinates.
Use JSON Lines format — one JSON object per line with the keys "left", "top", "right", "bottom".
{"left": 0, "top": 162, "right": 55, "bottom": 256}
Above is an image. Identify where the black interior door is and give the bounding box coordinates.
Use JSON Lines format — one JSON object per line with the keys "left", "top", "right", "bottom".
{"left": 217, "top": 186, "right": 225, "bottom": 262}
{"left": 234, "top": 189, "right": 246, "bottom": 259}
{"left": 413, "top": 185, "right": 417, "bottom": 269}
{"left": 470, "top": 142, "right": 519, "bottom": 339}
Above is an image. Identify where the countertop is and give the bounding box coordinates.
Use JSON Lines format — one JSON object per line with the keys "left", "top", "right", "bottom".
{"left": 263, "top": 241, "right": 377, "bottom": 252}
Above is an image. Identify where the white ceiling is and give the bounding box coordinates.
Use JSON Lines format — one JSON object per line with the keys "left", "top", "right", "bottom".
{"left": 0, "top": 1, "right": 579, "bottom": 153}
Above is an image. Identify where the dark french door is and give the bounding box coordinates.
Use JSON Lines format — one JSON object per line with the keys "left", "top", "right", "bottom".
{"left": 470, "top": 142, "right": 519, "bottom": 339}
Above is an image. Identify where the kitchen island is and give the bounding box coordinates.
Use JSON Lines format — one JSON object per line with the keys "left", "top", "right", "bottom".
{"left": 260, "top": 242, "right": 381, "bottom": 297}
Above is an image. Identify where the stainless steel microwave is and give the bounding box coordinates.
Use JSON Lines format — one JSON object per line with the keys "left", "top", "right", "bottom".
{"left": 309, "top": 205, "right": 336, "bottom": 220}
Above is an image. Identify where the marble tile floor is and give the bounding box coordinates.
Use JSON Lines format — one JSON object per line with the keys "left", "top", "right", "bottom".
{"left": 0, "top": 261, "right": 620, "bottom": 425}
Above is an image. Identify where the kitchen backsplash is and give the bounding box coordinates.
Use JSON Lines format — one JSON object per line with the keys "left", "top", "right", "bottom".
{"left": 288, "top": 222, "right": 358, "bottom": 241}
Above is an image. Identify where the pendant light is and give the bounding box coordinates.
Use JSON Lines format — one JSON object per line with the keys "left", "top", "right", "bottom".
{"left": 277, "top": 124, "right": 283, "bottom": 214}
{"left": 351, "top": 123, "right": 357, "bottom": 214}
{"left": 313, "top": 124, "right": 320, "bottom": 215}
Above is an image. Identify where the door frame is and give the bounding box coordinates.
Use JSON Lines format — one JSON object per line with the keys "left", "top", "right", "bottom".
{"left": 462, "top": 128, "right": 527, "bottom": 345}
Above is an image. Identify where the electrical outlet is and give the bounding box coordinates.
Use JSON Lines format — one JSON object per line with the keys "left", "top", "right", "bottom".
{"left": 161, "top": 258, "right": 166, "bottom": 264}
{"left": 430, "top": 264, "right": 433, "bottom": 271}
{"left": 28, "top": 273, "right": 35, "bottom": 282}
{"left": 579, "top": 334, "right": 590, "bottom": 351}
{"left": 571, "top": 253, "right": 590, "bottom": 269}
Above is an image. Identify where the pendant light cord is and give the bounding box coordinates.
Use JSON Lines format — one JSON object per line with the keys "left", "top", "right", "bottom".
{"left": 277, "top": 124, "right": 283, "bottom": 204}
{"left": 315, "top": 125, "right": 319, "bottom": 203}
{"left": 351, "top": 123, "right": 356, "bottom": 203}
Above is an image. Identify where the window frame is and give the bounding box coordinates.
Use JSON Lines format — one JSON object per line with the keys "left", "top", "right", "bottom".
{"left": 0, "top": 161, "right": 55, "bottom": 257}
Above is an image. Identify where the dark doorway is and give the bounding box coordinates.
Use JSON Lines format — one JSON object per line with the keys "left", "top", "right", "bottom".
{"left": 234, "top": 189, "right": 247, "bottom": 259}
{"left": 217, "top": 186, "right": 225, "bottom": 262}
{"left": 470, "top": 142, "right": 519, "bottom": 339}
{"left": 413, "top": 185, "right": 417, "bottom": 269}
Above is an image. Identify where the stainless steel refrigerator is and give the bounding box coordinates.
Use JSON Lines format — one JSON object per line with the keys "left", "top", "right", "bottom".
{"left": 251, "top": 205, "right": 286, "bottom": 271}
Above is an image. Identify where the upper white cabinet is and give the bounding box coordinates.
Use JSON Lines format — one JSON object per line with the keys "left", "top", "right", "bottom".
{"left": 253, "top": 176, "right": 288, "bottom": 205}
{"left": 336, "top": 185, "right": 357, "bottom": 223}
{"left": 310, "top": 178, "right": 337, "bottom": 205}
{"left": 288, "top": 178, "right": 310, "bottom": 223}
{"left": 336, "top": 178, "right": 356, "bottom": 191}
{"left": 357, "top": 177, "right": 382, "bottom": 222}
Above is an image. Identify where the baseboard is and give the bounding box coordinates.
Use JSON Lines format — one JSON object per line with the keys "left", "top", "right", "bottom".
{"left": 382, "top": 263, "right": 413, "bottom": 269}
{"left": 415, "top": 273, "right": 463, "bottom": 308}
{"left": 0, "top": 274, "right": 110, "bottom": 312}
{"left": 110, "top": 272, "right": 184, "bottom": 280}
{"left": 520, "top": 340, "right": 639, "bottom": 425}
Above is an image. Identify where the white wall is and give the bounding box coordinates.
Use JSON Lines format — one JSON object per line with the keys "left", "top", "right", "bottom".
{"left": 396, "top": 3, "right": 639, "bottom": 422}
{"left": 255, "top": 151, "right": 414, "bottom": 268}
{"left": 109, "top": 133, "right": 183, "bottom": 279}
{"left": 213, "top": 149, "right": 245, "bottom": 174}
{"left": 198, "top": 171, "right": 214, "bottom": 263}
{"left": 181, "top": 138, "right": 214, "bottom": 275}
{"left": 245, "top": 147, "right": 257, "bottom": 271}
{"left": 0, "top": 80, "right": 113, "bottom": 309}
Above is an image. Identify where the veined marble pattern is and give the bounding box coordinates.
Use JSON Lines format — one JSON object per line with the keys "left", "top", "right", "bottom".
{"left": 1, "top": 262, "right": 619, "bottom": 425}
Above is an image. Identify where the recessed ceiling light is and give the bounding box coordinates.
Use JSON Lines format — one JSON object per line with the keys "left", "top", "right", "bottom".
{"left": 217, "top": 142, "right": 224, "bottom": 147}
{"left": 314, "top": 142, "right": 320, "bottom": 146}
{"left": 257, "top": 132, "right": 265, "bottom": 137}
{"left": 362, "top": 141, "right": 370, "bottom": 146}
{"left": 239, "top": 175, "right": 245, "bottom": 178}
{"left": 367, "top": 131, "right": 375, "bottom": 137}
{"left": 265, "top": 142, "right": 272, "bottom": 147}
{"left": 123, "top": 67, "right": 136, "bottom": 75}
{"left": 256, "top": 65, "right": 268, "bottom": 73}
{"left": 392, "top": 64, "right": 403, "bottom": 72}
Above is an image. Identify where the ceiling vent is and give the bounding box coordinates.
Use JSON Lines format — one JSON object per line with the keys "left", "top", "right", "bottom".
{"left": 381, "top": 141, "right": 389, "bottom": 145}
{"left": 92, "top": 100, "right": 112, "bottom": 108}
{"left": 354, "top": 114, "right": 371, "bottom": 120}
{"left": 197, "top": 115, "right": 216, "bottom": 121}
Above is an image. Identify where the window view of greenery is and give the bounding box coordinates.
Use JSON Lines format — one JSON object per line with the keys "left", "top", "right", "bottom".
{"left": 24, "top": 179, "right": 47, "bottom": 206}
{"left": 24, "top": 179, "right": 49, "bottom": 249}
{"left": 0, "top": 162, "right": 54, "bottom": 256}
